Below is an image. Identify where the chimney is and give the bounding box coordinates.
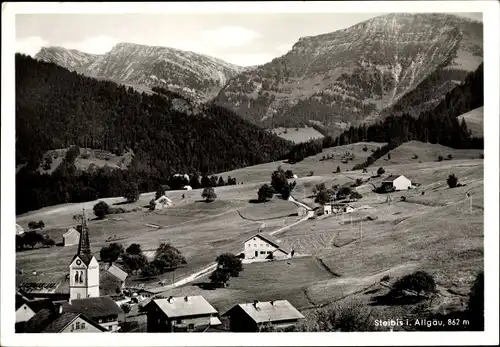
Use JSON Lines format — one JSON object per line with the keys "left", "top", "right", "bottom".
{"left": 270, "top": 300, "right": 274, "bottom": 306}
{"left": 184, "top": 296, "right": 189, "bottom": 302}
{"left": 167, "top": 296, "right": 173, "bottom": 303}
{"left": 253, "top": 300, "right": 258, "bottom": 308}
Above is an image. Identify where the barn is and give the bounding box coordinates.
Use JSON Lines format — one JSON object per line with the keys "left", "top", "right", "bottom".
{"left": 62, "top": 228, "right": 80, "bottom": 247}
{"left": 381, "top": 175, "right": 412, "bottom": 191}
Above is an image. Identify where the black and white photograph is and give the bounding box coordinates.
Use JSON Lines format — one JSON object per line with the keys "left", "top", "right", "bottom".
{"left": 1, "top": 1, "right": 499, "bottom": 346}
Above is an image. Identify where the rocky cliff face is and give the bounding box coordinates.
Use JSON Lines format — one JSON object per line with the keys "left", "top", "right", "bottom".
{"left": 35, "top": 43, "right": 244, "bottom": 102}
{"left": 214, "top": 13, "right": 483, "bottom": 136}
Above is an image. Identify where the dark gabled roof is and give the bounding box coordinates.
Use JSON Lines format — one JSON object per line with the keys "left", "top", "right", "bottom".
{"left": 64, "top": 296, "right": 124, "bottom": 319}
{"left": 40, "top": 312, "right": 80, "bottom": 333}
{"left": 244, "top": 234, "right": 289, "bottom": 254}
{"left": 25, "top": 299, "right": 54, "bottom": 313}
{"left": 24, "top": 308, "right": 56, "bottom": 333}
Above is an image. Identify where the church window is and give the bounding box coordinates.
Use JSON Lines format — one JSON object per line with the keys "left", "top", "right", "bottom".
{"left": 75, "top": 272, "right": 79, "bottom": 283}
{"left": 79, "top": 271, "right": 84, "bottom": 283}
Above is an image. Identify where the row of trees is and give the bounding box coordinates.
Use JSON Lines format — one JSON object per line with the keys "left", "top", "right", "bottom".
{"left": 99, "top": 242, "right": 187, "bottom": 278}
{"left": 16, "top": 231, "right": 55, "bottom": 250}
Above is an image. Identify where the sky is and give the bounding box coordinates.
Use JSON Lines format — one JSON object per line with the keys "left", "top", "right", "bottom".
{"left": 16, "top": 12, "right": 483, "bottom": 66}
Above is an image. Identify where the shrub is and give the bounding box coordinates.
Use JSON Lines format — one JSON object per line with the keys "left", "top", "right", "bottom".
{"left": 376, "top": 167, "right": 385, "bottom": 176}
{"left": 309, "top": 171, "right": 314, "bottom": 176}
{"left": 447, "top": 154, "right": 453, "bottom": 160}
{"left": 447, "top": 174, "right": 458, "bottom": 188}
{"left": 350, "top": 191, "right": 362, "bottom": 200}
{"left": 336, "top": 166, "right": 341, "bottom": 173}
{"left": 437, "top": 155, "right": 444, "bottom": 162}
{"left": 391, "top": 271, "right": 436, "bottom": 295}
{"left": 43, "top": 237, "right": 56, "bottom": 247}
{"left": 380, "top": 275, "right": 391, "bottom": 282}
{"left": 362, "top": 146, "right": 368, "bottom": 152}
{"left": 201, "top": 187, "right": 217, "bottom": 202}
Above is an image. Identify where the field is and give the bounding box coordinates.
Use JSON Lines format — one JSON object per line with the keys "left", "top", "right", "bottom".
{"left": 16, "top": 141, "right": 484, "bottom": 323}
{"left": 457, "top": 106, "right": 483, "bottom": 138}
{"left": 221, "top": 142, "right": 387, "bottom": 184}
{"left": 270, "top": 126, "right": 325, "bottom": 143}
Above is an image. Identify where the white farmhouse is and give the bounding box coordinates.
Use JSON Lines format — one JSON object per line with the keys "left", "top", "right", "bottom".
{"left": 381, "top": 175, "right": 412, "bottom": 191}
{"left": 323, "top": 205, "right": 332, "bottom": 215}
{"left": 244, "top": 234, "right": 289, "bottom": 260}
{"left": 154, "top": 195, "right": 173, "bottom": 210}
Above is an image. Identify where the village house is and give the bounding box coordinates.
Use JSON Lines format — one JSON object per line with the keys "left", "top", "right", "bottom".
{"left": 17, "top": 280, "right": 70, "bottom": 302}
{"left": 62, "top": 227, "right": 79, "bottom": 246}
{"left": 23, "top": 304, "right": 107, "bottom": 333}
{"left": 223, "top": 300, "right": 305, "bottom": 332}
{"left": 145, "top": 295, "right": 221, "bottom": 332}
{"left": 323, "top": 205, "right": 332, "bottom": 215}
{"left": 63, "top": 296, "right": 125, "bottom": 332}
{"left": 243, "top": 234, "right": 289, "bottom": 260}
{"left": 381, "top": 175, "right": 412, "bottom": 191}
{"left": 15, "top": 298, "right": 54, "bottom": 332}
{"left": 99, "top": 264, "right": 128, "bottom": 296}
{"left": 154, "top": 195, "right": 173, "bottom": 210}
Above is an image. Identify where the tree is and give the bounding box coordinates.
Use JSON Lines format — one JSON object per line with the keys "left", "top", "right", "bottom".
{"left": 155, "top": 186, "right": 165, "bottom": 200}
{"left": 100, "top": 243, "right": 124, "bottom": 264}
{"left": 271, "top": 166, "right": 288, "bottom": 192}
{"left": 123, "top": 182, "right": 139, "bottom": 202}
{"left": 121, "top": 304, "right": 131, "bottom": 314}
{"left": 258, "top": 184, "right": 274, "bottom": 202}
{"left": 37, "top": 220, "right": 45, "bottom": 230}
{"left": 467, "top": 271, "right": 484, "bottom": 330}
{"left": 200, "top": 175, "right": 211, "bottom": 188}
{"left": 152, "top": 243, "right": 186, "bottom": 273}
{"left": 447, "top": 154, "right": 453, "bottom": 160}
{"left": 438, "top": 155, "right": 444, "bottom": 162}
{"left": 202, "top": 187, "right": 217, "bottom": 202}
{"left": 217, "top": 176, "right": 226, "bottom": 187}
{"left": 391, "top": 271, "right": 436, "bottom": 296}
{"left": 387, "top": 153, "right": 391, "bottom": 160}
{"left": 16, "top": 234, "right": 24, "bottom": 250}
{"left": 316, "top": 189, "right": 331, "bottom": 205}
{"left": 447, "top": 174, "right": 458, "bottom": 188}
{"left": 126, "top": 243, "right": 142, "bottom": 255}
{"left": 285, "top": 170, "right": 294, "bottom": 179}
{"left": 210, "top": 253, "right": 243, "bottom": 287}
{"left": 93, "top": 201, "right": 110, "bottom": 219}
{"left": 377, "top": 167, "right": 385, "bottom": 176}
{"left": 336, "top": 166, "right": 341, "bottom": 173}
{"left": 149, "top": 199, "right": 156, "bottom": 211}
{"left": 28, "top": 221, "right": 44, "bottom": 230}
{"left": 140, "top": 263, "right": 160, "bottom": 278}
{"left": 43, "top": 236, "right": 56, "bottom": 247}
{"left": 22, "top": 231, "right": 44, "bottom": 248}
{"left": 122, "top": 253, "right": 147, "bottom": 275}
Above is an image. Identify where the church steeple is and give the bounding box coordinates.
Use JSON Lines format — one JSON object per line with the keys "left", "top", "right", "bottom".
{"left": 77, "top": 208, "right": 92, "bottom": 265}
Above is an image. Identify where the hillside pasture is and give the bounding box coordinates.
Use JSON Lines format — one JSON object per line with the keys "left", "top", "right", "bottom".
{"left": 220, "top": 142, "right": 387, "bottom": 185}
{"left": 457, "top": 106, "right": 483, "bottom": 138}
{"left": 373, "top": 140, "right": 483, "bottom": 166}
{"left": 155, "top": 256, "right": 335, "bottom": 313}
{"left": 270, "top": 126, "right": 325, "bottom": 143}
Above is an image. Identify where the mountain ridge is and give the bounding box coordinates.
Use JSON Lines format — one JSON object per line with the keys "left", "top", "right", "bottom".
{"left": 213, "top": 13, "right": 483, "bottom": 136}
{"left": 35, "top": 42, "right": 245, "bottom": 102}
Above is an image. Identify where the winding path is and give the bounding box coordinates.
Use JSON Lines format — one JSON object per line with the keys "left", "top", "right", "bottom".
{"left": 146, "top": 198, "right": 314, "bottom": 293}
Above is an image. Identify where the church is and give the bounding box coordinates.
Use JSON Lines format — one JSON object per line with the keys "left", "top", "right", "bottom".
{"left": 17, "top": 209, "right": 125, "bottom": 333}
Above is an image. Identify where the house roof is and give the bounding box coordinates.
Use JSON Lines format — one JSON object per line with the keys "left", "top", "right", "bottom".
{"left": 382, "top": 175, "right": 409, "bottom": 182}
{"left": 18, "top": 282, "right": 62, "bottom": 294}
{"left": 148, "top": 296, "right": 218, "bottom": 318}
{"left": 16, "top": 224, "right": 25, "bottom": 234}
{"left": 155, "top": 195, "right": 172, "bottom": 204}
{"left": 244, "top": 234, "right": 289, "bottom": 254}
{"left": 63, "top": 228, "right": 79, "bottom": 237}
{"left": 24, "top": 308, "right": 107, "bottom": 333}
{"left": 104, "top": 264, "right": 128, "bottom": 282}
{"left": 224, "top": 300, "right": 305, "bottom": 324}
{"left": 99, "top": 272, "right": 124, "bottom": 296}
{"left": 64, "top": 296, "right": 124, "bottom": 319}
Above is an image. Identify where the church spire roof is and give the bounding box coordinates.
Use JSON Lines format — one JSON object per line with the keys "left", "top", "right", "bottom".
{"left": 77, "top": 208, "right": 93, "bottom": 265}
